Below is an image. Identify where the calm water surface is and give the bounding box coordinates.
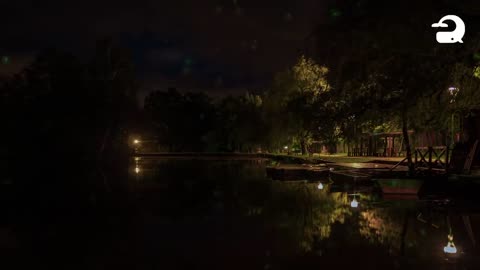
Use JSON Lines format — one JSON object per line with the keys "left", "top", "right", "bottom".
{"left": 125, "top": 158, "right": 480, "bottom": 270}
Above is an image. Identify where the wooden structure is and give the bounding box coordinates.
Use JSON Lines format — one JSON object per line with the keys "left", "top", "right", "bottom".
{"left": 330, "top": 170, "right": 372, "bottom": 184}
{"left": 348, "top": 131, "right": 414, "bottom": 157}
{"left": 414, "top": 146, "right": 450, "bottom": 173}
{"left": 266, "top": 165, "right": 330, "bottom": 180}
{"left": 377, "top": 179, "right": 423, "bottom": 196}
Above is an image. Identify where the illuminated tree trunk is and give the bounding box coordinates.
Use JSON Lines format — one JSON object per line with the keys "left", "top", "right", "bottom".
{"left": 300, "top": 138, "right": 308, "bottom": 155}
{"left": 401, "top": 106, "right": 415, "bottom": 175}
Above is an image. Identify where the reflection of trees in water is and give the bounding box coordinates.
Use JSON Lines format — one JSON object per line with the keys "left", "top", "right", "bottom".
{"left": 358, "top": 207, "right": 404, "bottom": 253}
{"left": 246, "top": 182, "right": 352, "bottom": 252}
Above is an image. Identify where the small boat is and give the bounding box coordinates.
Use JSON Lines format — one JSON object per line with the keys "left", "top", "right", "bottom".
{"left": 376, "top": 179, "right": 423, "bottom": 195}
{"left": 329, "top": 170, "right": 372, "bottom": 184}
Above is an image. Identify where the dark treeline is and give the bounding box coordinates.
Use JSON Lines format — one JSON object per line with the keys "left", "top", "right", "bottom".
{"left": 1, "top": 39, "right": 138, "bottom": 210}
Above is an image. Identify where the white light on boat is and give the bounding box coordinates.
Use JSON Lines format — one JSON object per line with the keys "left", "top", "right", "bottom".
{"left": 350, "top": 197, "right": 359, "bottom": 208}
{"left": 317, "top": 183, "right": 324, "bottom": 190}
{"left": 444, "top": 234, "right": 457, "bottom": 254}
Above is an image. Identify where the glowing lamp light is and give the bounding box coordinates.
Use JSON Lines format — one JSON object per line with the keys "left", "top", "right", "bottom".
{"left": 329, "top": 167, "right": 334, "bottom": 171}
{"left": 317, "top": 183, "right": 324, "bottom": 190}
{"left": 448, "top": 86, "right": 459, "bottom": 95}
{"left": 448, "top": 86, "right": 460, "bottom": 103}
{"left": 135, "top": 167, "right": 140, "bottom": 174}
{"left": 444, "top": 234, "right": 457, "bottom": 254}
{"left": 284, "top": 146, "right": 288, "bottom": 150}
{"left": 133, "top": 139, "right": 140, "bottom": 144}
{"left": 350, "top": 197, "right": 359, "bottom": 208}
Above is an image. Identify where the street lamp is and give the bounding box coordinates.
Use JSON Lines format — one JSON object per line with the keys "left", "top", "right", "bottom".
{"left": 133, "top": 139, "right": 140, "bottom": 145}
{"left": 448, "top": 86, "right": 459, "bottom": 103}
{"left": 448, "top": 87, "right": 460, "bottom": 146}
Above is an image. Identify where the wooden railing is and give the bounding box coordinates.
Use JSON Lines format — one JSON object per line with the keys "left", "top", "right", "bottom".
{"left": 414, "top": 146, "right": 450, "bottom": 173}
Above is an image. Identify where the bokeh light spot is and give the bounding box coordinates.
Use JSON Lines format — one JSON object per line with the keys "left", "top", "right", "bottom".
{"left": 1, "top": 56, "right": 9, "bottom": 64}
{"left": 329, "top": 8, "right": 342, "bottom": 18}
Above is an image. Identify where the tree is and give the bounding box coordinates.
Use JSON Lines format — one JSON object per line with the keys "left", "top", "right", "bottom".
{"left": 213, "top": 93, "right": 264, "bottom": 152}
{"left": 266, "top": 55, "right": 330, "bottom": 154}
{"left": 144, "top": 88, "right": 216, "bottom": 151}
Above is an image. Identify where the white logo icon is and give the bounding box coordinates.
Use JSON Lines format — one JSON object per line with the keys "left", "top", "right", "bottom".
{"left": 431, "top": 15, "right": 465, "bottom": 43}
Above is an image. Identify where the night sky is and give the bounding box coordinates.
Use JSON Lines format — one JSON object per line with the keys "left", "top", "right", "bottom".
{"left": 0, "top": 0, "right": 334, "bottom": 97}
{"left": 2, "top": 0, "right": 480, "bottom": 98}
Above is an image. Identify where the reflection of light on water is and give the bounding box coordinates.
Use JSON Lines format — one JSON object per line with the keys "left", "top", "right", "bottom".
{"left": 351, "top": 196, "right": 359, "bottom": 208}
{"left": 329, "top": 167, "right": 334, "bottom": 171}
{"left": 134, "top": 157, "right": 140, "bottom": 161}
{"left": 135, "top": 166, "right": 140, "bottom": 174}
{"left": 444, "top": 233, "right": 457, "bottom": 254}
{"left": 317, "top": 183, "right": 324, "bottom": 190}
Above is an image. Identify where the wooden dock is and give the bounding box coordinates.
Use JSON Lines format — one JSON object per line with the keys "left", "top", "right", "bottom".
{"left": 329, "top": 170, "right": 372, "bottom": 184}
{"left": 266, "top": 162, "right": 410, "bottom": 182}
{"left": 266, "top": 165, "right": 330, "bottom": 180}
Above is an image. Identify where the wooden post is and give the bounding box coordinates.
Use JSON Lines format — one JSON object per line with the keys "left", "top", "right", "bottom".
{"left": 368, "top": 136, "right": 372, "bottom": 156}
{"left": 392, "top": 136, "right": 395, "bottom": 156}
{"left": 384, "top": 136, "right": 387, "bottom": 157}
{"left": 445, "top": 146, "right": 449, "bottom": 172}
{"left": 428, "top": 146, "right": 433, "bottom": 172}
{"left": 360, "top": 139, "right": 363, "bottom": 156}
{"left": 414, "top": 148, "right": 418, "bottom": 169}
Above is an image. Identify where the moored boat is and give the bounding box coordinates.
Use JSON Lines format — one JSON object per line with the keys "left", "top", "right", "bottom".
{"left": 330, "top": 170, "right": 372, "bottom": 184}
{"left": 376, "top": 179, "right": 423, "bottom": 195}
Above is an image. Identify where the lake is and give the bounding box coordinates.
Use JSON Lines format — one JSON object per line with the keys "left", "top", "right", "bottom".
{"left": 125, "top": 158, "right": 480, "bottom": 270}
{"left": 3, "top": 158, "right": 479, "bottom": 269}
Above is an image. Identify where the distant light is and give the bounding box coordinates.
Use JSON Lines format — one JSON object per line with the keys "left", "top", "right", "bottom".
{"left": 329, "top": 8, "right": 342, "bottom": 18}
{"left": 350, "top": 197, "right": 359, "bottom": 208}
{"left": 444, "top": 234, "right": 457, "bottom": 254}
{"left": 448, "top": 87, "right": 460, "bottom": 103}
{"left": 134, "top": 139, "right": 140, "bottom": 144}
{"left": 135, "top": 167, "right": 140, "bottom": 174}
{"left": 329, "top": 167, "right": 334, "bottom": 171}
{"left": 284, "top": 146, "right": 288, "bottom": 149}
{"left": 134, "top": 157, "right": 140, "bottom": 161}
{"left": 1, "top": 56, "right": 9, "bottom": 64}
{"left": 317, "top": 183, "right": 324, "bottom": 190}
{"left": 448, "top": 86, "right": 460, "bottom": 95}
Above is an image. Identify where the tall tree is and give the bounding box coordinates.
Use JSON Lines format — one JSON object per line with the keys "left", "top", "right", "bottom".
{"left": 267, "top": 55, "right": 330, "bottom": 154}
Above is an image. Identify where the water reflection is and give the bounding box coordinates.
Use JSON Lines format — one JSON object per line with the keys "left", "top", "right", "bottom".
{"left": 128, "top": 159, "right": 480, "bottom": 269}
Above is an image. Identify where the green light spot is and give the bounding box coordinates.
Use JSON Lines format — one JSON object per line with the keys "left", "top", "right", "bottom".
{"left": 473, "top": 52, "right": 480, "bottom": 61}
{"left": 329, "top": 8, "right": 341, "bottom": 18}
{"left": 184, "top": 58, "right": 193, "bottom": 66}
{"left": 1, "top": 56, "right": 9, "bottom": 64}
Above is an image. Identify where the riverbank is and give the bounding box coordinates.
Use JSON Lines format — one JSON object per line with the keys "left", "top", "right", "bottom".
{"left": 133, "top": 152, "right": 405, "bottom": 165}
